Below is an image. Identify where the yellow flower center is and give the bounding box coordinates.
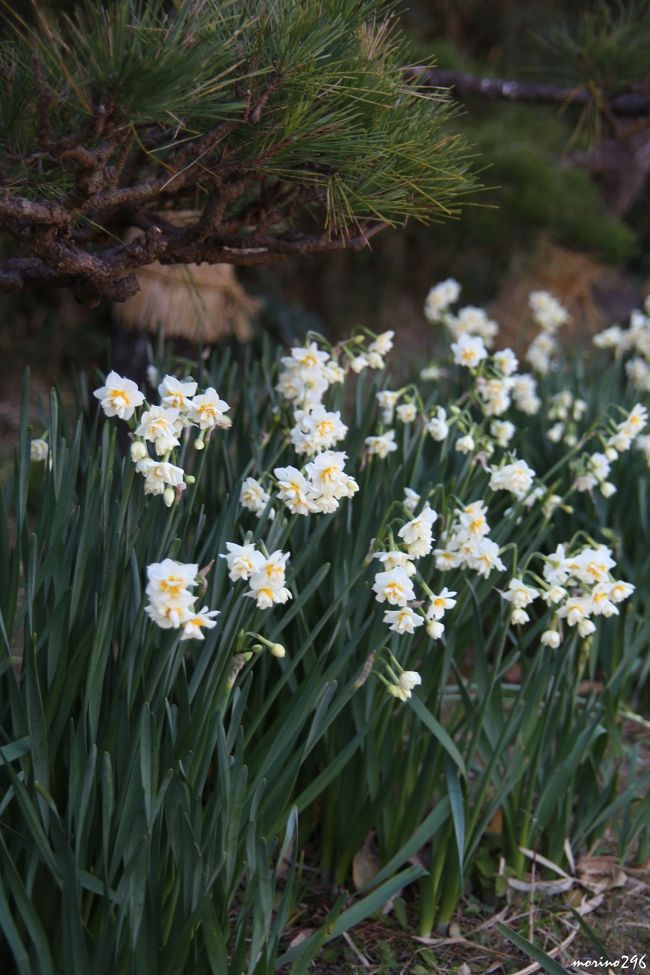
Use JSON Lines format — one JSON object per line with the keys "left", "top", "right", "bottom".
{"left": 109, "top": 388, "right": 130, "bottom": 407}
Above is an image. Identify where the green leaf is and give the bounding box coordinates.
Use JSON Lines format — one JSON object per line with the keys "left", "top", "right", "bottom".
{"left": 496, "top": 923, "right": 569, "bottom": 975}
{"left": 409, "top": 696, "right": 466, "bottom": 778}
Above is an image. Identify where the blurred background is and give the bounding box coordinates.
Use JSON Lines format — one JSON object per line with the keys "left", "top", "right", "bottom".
{"left": 2, "top": 0, "right": 650, "bottom": 440}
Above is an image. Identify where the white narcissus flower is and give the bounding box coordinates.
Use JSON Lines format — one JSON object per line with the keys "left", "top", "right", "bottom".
{"left": 403, "top": 487, "right": 420, "bottom": 512}
{"left": 398, "top": 505, "right": 437, "bottom": 558}
{"left": 502, "top": 578, "right": 539, "bottom": 610}
{"left": 372, "top": 567, "right": 416, "bottom": 606}
{"left": 180, "top": 607, "right": 220, "bottom": 641}
{"left": 274, "top": 466, "right": 314, "bottom": 516}
{"left": 240, "top": 477, "right": 272, "bottom": 517}
{"left": 305, "top": 451, "right": 355, "bottom": 502}
{"left": 451, "top": 334, "right": 488, "bottom": 369}
{"left": 369, "top": 330, "right": 394, "bottom": 357}
{"left": 290, "top": 406, "right": 347, "bottom": 455}
{"left": 424, "top": 278, "right": 460, "bottom": 321}
{"left": 489, "top": 459, "right": 536, "bottom": 499}
{"left": 246, "top": 550, "right": 292, "bottom": 608}
{"left": 467, "top": 537, "right": 505, "bottom": 578}
{"left": 572, "top": 546, "right": 615, "bottom": 585}
{"left": 383, "top": 607, "right": 424, "bottom": 634}
{"left": 145, "top": 597, "right": 194, "bottom": 629}
{"left": 188, "top": 388, "right": 231, "bottom": 431}
{"left": 427, "top": 587, "right": 457, "bottom": 620}
{"left": 609, "top": 579, "right": 635, "bottom": 603}
{"left": 30, "top": 438, "right": 48, "bottom": 462}
{"left": 365, "top": 430, "right": 398, "bottom": 459}
{"left": 158, "top": 375, "right": 197, "bottom": 411}
{"left": 455, "top": 434, "right": 475, "bottom": 455}
{"left": 93, "top": 370, "right": 144, "bottom": 420}
{"left": 376, "top": 390, "right": 400, "bottom": 424}
{"left": 541, "top": 585, "right": 567, "bottom": 606}
{"left": 221, "top": 543, "right": 265, "bottom": 581}
{"left": 135, "top": 405, "right": 182, "bottom": 456}
{"left": 458, "top": 499, "right": 489, "bottom": 537}
{"left": 349, "top": 354, "right": 369, "bottom": 373}
{"left": 396, "top": 402, "right": 417, "bottom": 424}
{"left": 146, "top": 558, "right": 198, "bottom": 601}
{"left": 490, "top": 420, "right": 515, "bottom": 447}
{"left": 136, "top": 458, "right": 185, "bottom": 496}
{"left": 373, "top": 551, "right": 417, "bottom": 576}
{"left": 426, "top": 406, "right": 449, "bottom": 441}
{"left": 493, "top": 348, "right": 518, "bottom": 376}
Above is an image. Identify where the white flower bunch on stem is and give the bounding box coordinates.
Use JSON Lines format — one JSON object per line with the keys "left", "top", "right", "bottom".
{"left": 145, "top": 559, "right": 219, "bottom": 641}
{"left": 222, "top": 541, "right": 292, "bottom": 610}
{"left": 94, "top": 370, "right": 231, "bottom": 506}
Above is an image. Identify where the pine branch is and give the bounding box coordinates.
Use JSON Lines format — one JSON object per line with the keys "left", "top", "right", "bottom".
{"left": 411, "top": 68, "right": 650, "bottom": 117}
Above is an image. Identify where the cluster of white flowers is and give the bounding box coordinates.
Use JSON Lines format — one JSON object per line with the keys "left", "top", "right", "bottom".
{"left": 499, "top": 542, "right": 635, "bottom": 645}
{"left": 594, "top": 299, "right": 650, "bottom": 392}
{"left": 546, "top": 391, "right": 587, "bottom": 446}
{"left": 605, "top": 403, "right": 648, "bottom": 455}
{"left": 276, "top": 342, "right": 344, "bottom": 409}
{"left": 222, "top": 542, "right": 292, "bottom": 609}
{"left": 574, "top": 452, "right": 616, "bottom": 497}
{"left": 529, "top": 290, "right": 570, "bottom": 332}
{"left": 370, "top": 503, "right": 448, "bottom": 637}
{"left": 524, "top": 544, "right": 633, "bottom": 646}
{"left": 290, "top": 405, "right": 348, "bottom": 455}
{"left": 263, "top": 337, "right": 369, "bottom": 515}
{"left": 489, "top": 458, "right": 536, "bottom": 500}
{"left": 240, "top": 477, "right": 274, "bottom": 518}
{"left": 145, "top": 559, "right": 219, "bottom": 640}
{"left": 274, "top": 452, "right": 359, "bottom": 515}
{"left": 501, "top": 578, "right": 539, "bottom": 626}
{"left": 423, "top": 280, "right": 498, "bottom": 360}
{"left": 424, "top": 278, "right": 461, "bottom": 322}
{"left": 523, "top": 291, "right": 569, "bottom": 375}
{"left": 511, "top": 373, "right": 541, "bottom": 415}
{"left": 94, "top": 371, "right": 231, "bottom": 506}
{"left": 434, "top": 500, "right": 506, "bottom": 579}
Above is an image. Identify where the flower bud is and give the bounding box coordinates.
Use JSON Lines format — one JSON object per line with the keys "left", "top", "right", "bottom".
{"left": 541, "top": 630, "right": 560, "bottom": 648}
{"left": 163, "top": 486, "right": 175, "bottom": 508}
{"left": 270, "top": 643, "right": 286, "bottom": 658}
{"left": 242, "top": 651, "right": 253, "bottom": 662}
{"left": 194, "top": 435, "right": 205, "bottom": 451}
{"left": 30, "top": 438, "right": 49, "bottom": 462}
{"left": 426, "top": 619, "right": 444, "bottom": 639}
{"left": 250, "top": 643, "right": 264, "bottom": 654}
{"left": 399, "top": 670, "right": 422, "bottom": 692}
{"left": 130, "top": 441, "right": 148, "bottom": 462}
{"left": 184, "top": 474, "right": 196, "bottom": 484}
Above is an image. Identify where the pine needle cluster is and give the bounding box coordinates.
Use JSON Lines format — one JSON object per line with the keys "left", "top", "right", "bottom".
{"left": 0, "top": 0, "right": 477, "bottom": 304}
